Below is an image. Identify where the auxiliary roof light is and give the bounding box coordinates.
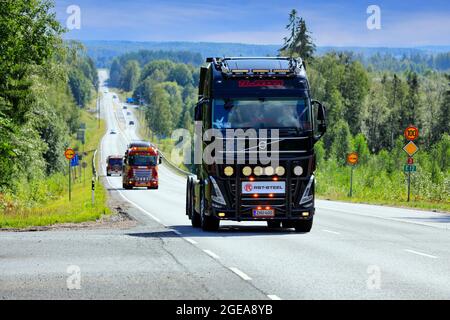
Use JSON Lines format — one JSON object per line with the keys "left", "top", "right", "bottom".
{"left": 242, "top": 166, "right": 252, "bottom": 176}
{"left": 224, "top": 166, "right": 234, "bottom": 176}
{"left": 253, "top": 166, "right": 263, "bottom": 176}
{"left": 275, "top": 166, "right": 285, "bottom": 176}
{"left": 264, "top": 166, "right": 274, "bottom": 176}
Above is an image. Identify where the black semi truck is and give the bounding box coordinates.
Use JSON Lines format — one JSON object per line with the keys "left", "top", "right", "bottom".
{"left": 186, "top": 57, "right": 326, "bottom": 232}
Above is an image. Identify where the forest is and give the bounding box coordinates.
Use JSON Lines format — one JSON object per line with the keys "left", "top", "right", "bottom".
{"left": 0, "top": 1, "right": 98, "bottom": 211}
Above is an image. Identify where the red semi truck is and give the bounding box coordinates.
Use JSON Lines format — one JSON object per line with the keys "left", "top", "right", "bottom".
{"left": 122, "top": 141, "right": 160, "bottom": 190}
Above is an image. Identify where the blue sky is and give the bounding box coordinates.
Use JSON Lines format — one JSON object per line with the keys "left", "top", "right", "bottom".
{"left": 55, "top": 0, "right": 450, "bottom": 46}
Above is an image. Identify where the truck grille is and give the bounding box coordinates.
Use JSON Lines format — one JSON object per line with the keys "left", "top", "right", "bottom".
{"left": 133, "top": 169, "right": 152, "bottom": 181}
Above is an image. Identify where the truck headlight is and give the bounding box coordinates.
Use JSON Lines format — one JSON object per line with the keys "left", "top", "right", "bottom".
{"left": 300, "top": 175, "right": 314, "bottom": 205}
{"left": 224, "top": 166, "right": 234, "bottom": 176}
{"left": 294, "top": 166, "right": 303, "bottom": 176}
{"left": 210, "top": 176, "right": 226, "bottom": 206}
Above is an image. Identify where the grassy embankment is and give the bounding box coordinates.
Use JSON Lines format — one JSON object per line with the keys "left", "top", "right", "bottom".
{"left": 316, "top": 162, "right": 450, "bottom": 213}
{"left": 0, "top": 99, "right": 110, "bottom": 229}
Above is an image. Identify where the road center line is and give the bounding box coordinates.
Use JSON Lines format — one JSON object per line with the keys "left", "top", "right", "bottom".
{"left": 229, "top": 267, "right": 252, "bottom": 281}
{"left": 404, "top": 249, "right": 438, "bottom": 259}
{"left": 184, "top": 238, "right": 197, "bottom": 245}
{"left": 322, "top": 229, "right": 340, "bottom": 235}
{"left": 267, "top": 295, "right": 282, "bottom": 300}
{"left": 203, "top": 249, "right": 220, "bottom": 260}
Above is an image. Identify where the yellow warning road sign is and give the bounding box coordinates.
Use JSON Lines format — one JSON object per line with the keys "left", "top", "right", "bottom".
{"left": 403, "top": 141, "right": 419, "bottom": 157}
{"left": 64, "top": 148, "right": 75, "bottom": 160}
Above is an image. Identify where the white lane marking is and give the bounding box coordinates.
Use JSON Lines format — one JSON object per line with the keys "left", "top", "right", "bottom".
{"left": 184, "top": 238, "right": 197, "bottom": 245}
{"left": 111, "top": 182, "right": 164, "bottom": 225}
{"left": 203, "top": 249, "right": 220, "bottom": 260}
{"left": 322, "top": 229, "right": 340, "bottom": 235}
{"left": 404, "top": 249, "right": 438, "bottom": 259}
{"left": 267, "top": 295, "right": 282, "bottom": 300}
{"left": 229, "top": 267, "right": 252, "bottom": 281}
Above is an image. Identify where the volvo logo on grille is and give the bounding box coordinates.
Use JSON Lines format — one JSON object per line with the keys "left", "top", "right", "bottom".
{"left": 258, "top": 141, "right": 267, "bottom": 150}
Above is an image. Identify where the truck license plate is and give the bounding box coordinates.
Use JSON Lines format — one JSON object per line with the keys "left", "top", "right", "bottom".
{"left": 252, "top": 209, "right": 275, "bottom": 217}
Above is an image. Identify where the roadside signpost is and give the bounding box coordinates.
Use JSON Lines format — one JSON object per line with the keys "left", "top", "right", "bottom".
{"left": 346, "top": 152, "right": 359, "bottom": 197}
{"left": 82, "top": 161, "right": 87, "bottom": 186}
{"left": 404, "top": 125, "right": 419, "bottom": 141}
{"left": 65, "top": 148, "right": 75, "bottom": 201}
{"left": 402, "top": 125, "right": 419, "bottom": 202}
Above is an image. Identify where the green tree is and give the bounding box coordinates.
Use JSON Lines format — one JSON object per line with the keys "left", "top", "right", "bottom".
{"left": 147, "top": 86, "right": 172, "bottom": 137}
{"left": 121, "top": 60, "right": 141, "bottom": 92}
{"left": 330, "top": 120, "right": 352, "bottom": 164}
{"left": 435, "top": 75, "right": 450, "bottom": 141}
{"left": 109, "top": 59, "right": 122, "bottom": 88}
{"left": 280, "top": 9, "right": 315, "bottom": 60}
{"left": 168, "top": 64, "right": 193, "bottom": 86}
{"left": 341, "top": 61, "right": 369, "bottom": 135}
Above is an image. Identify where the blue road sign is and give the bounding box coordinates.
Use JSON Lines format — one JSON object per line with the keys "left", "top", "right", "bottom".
{"left": 70, "top": 154, "right": 79, "bottom": 167}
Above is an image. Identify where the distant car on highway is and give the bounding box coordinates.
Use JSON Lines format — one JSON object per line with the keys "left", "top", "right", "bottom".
{"left": 110, "top": 129, "right": 117, "bottom": 134}
{"left": 129, "top": 120, "right": 135, "bottom": 125}
{"left": 127, "top": 111, "right": 131, "bottom": 115}
{"left": 123, "top": 105, "right": 127, "bottom": 109}
{"left": 106, "top": 155, "right": 123, "bottom": 176}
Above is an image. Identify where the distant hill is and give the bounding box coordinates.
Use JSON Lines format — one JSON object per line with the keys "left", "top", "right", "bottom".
{"left": 81, "top": 40, "right": 450, "bottom": 68}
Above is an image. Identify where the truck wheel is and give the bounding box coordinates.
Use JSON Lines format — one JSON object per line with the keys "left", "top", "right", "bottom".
{"left": 191, "top": 182, "right": 201, "bottom": 228}
{"left": 123, "top": 184, "right": 132, "bottom": 190}
{"left": 186, "top": 178, "right": 192, "bottom": 216}
{"left": 294, "top": 218, "right": 313, "bottom": 233}
{"left": 267, "top": 221, "right": 281, "bottom": 229}
{"left": 200, "top": 193, "right": 219, "bottom": 231}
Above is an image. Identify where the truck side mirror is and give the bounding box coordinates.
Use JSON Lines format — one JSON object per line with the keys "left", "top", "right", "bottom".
{"left": 312, "top": 100, "right": 327, "bottom": 140}
{"left": 194, "top": 99, "right": 209, "bottom": 121}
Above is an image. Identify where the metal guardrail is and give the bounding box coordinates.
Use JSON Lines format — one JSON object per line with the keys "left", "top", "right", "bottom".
{"left": 158, "top": 150, "right": 192, "bottom": 177}
{"left": 92, "top": 149, "right": 98, "bottom": 181}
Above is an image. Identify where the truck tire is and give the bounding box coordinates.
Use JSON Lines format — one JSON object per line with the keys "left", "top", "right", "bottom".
{"left": 123, "top": 184, "right": 132, "bottom": 190}
{"left": 191, "top": 181, "right": 201, "bottom": 228}
{"left": 294, "top": 218, "right": 313, "bottom": 233}
{"left": 186, "top": 178, "right": 191, "bottom": 216}
{"left": 200, "top": 192, "right": 219, "bottom": 231}
{"left": 267, "top": 221, "right": 281, "bottom": 229}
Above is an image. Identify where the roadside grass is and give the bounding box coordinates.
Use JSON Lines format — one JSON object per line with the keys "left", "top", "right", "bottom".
{"left": 316, "top": 161, "right": 450, "bottom": 213}
{"left": 0, "top": 100, "right": 110, "bottom": 229}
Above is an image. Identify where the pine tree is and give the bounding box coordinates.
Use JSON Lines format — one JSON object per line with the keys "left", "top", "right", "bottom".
{"left": 436, "top": 75, "right": 450, "bottom": 140}
{"left": 280, "top": 9, "right": 315, "bottom": 60}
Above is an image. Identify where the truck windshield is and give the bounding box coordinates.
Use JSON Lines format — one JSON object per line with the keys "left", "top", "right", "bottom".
{"left": 212, "top": 98, "right": 311, "bottom": 130}
{"left": 108, "top": 158, "right": 123, "bottom": 166}
{"left": 128, "top": 155, "right": 157, "bottom": 166}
